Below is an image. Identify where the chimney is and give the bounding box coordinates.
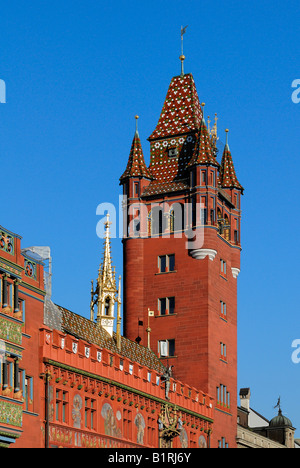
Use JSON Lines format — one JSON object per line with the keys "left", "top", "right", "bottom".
{"left": 239, "top": 388, "right": 251, "bottom": 412}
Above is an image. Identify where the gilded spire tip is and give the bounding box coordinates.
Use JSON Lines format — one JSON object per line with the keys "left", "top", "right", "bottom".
{"left": 135, "top": 115, "right": 139, "bottom": 137}
{"left": 225, "top": 129, "right": 229, "bottom": 147}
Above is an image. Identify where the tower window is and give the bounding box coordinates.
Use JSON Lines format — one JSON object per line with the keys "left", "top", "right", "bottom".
{"left": 158, "top": 297, "right": 175, "bottom": 315}
{"left": 158, "top": 339, "right": 175, "bottom": 357}
{"left": 104, "top": 297, "right": 110, "bottom": 316}
{"left": 218, "top": 437, "right": 229, "bottom": 448}
{"left": 169, "top": 203, "right": 184, "bottom": 232}
{"left": 148, "top": 207, "right": 163, "bottom": 236}
{"left": 216, "top": 384, "right": 230, "bottom": 410}
{"left": 220, "top": 301, "right": 227, "bottom": 319}
{"left": 220, "top": 259, "right": 227, "bottom": 276}
{"left": 159, "top": 255, "right": 166, "bottom": 273}
{"left": 158, "top": 254, "right": 175, "bottom": 273}
{"left": 134, "top": 182, "right": 140, "bottom": 197}
{"left": 168, "top": 147, "right": 178, "bottom": 158}
{"left": 168, "top": 254, "right": 175, "bottom": 271}
{"left": 220, "top": 342, "right": 227, "bottom": 361}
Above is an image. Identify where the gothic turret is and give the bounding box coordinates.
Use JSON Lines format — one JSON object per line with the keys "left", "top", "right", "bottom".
{"left": 187, "top": 116, "right": 219, "bottom": 168}
{"left": 90, "top": 214, "right": 121, "bottom": 339}
{"left": 219, "top": 130, "right": 243, "bottom": 193}
{"left": 120, "top": 116, "right": 152, "bottom": 183}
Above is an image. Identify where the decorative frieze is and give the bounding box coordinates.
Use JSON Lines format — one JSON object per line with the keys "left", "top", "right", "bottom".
{"left": 0, "top": 399, "right": 22, "bottom": 427}
{"left": 0, "top": 317, "right": 23, "bottom": 346}
{"left": 24, "top": 258, "right": 37, "bottom": 280}
{"left": 0, "top": 230, "right": 14, "bottom": 255}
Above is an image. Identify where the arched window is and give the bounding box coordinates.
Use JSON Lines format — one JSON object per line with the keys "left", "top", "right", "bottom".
{"left": 147, "top": 210, "right": 152, "bottom": 236}
{"left": 169, "top": 203, "right": 184, "bottom": 233}
{"left": 224, "top": 214, "right": 230, "bottom": 241}
{"left": 170, "top": 209, "right": 175, "bottom": 233}
{"left": 148, "top": 206, "right": 163, "bottom": 236}
{"left": 104, "top": 297, "right": 110, "bottom": 316}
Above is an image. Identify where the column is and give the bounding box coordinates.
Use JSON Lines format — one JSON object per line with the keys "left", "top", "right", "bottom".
{"left": 14, "top": 280, "right": 19, "bottom": 313}
{"left": 2, "top": 275, "right": 8, "bottom": 308}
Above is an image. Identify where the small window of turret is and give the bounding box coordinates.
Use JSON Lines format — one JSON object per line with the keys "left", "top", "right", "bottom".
{"left": 168, "top": 147, "right": 178, "bottom": 158}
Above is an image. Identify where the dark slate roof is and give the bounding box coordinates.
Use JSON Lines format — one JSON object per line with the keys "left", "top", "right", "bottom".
{"left": 53, "top": 304, "right": 166, "bottom": 374}
{"left": 269, "top": 409, "right": 294, "bottom": 429}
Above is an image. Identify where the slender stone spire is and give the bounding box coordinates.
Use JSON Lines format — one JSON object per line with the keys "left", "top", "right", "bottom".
{"left": 90, "top": 214, "right": 121, "bottom": 337}
{"left": 100, "top": 214, "right": 115, "bottom": 289}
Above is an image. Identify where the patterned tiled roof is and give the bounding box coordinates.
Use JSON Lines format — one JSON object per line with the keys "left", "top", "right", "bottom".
{"left": 56, "top": 305, "right": 166, "bottom": 374}
{"left": 187, "top": 118, "right": 219, "bottom": 168}
{"left": 219, "top": 143, "right": 243, "bottom": 192}
{"left": 120, "top": 132, "right": 152, "bottom": 181}
{"left": 141, "top": 179, "right": 189, "bottom": 197}
{"left": 142, "top": 131, "right": 195, "bottom": 198}
{"left": 149, "top": 74, "right": 203, "bottom": 140}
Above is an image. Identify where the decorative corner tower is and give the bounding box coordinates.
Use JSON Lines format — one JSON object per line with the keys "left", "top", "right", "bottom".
{"left": 120, "top": 52, "right": 243, "bottom": 448}
{"left": 90, "top": 214, "right": 122, "bottom": 341}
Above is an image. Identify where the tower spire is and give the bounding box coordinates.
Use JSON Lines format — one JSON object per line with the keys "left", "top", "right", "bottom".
{"left": 120, "top": 116, "right": 152, "bottom": 181}
{"left": 101, "top": 213, "right": 114, "bottom": 285}
{"left": 219, "top": 129, "right": 244, "bottom": 193}
{"left": 90, "top": 213, "right": 121, "bottom": 337}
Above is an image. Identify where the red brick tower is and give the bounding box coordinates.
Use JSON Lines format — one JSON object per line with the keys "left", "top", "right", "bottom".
{"left": 120, "top": 60, "right": 243, "bottom": 448}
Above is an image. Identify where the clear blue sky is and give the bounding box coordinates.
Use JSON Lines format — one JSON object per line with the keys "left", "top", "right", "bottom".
{"left": 1, "top": 0, "right": 300, "bottom": 437}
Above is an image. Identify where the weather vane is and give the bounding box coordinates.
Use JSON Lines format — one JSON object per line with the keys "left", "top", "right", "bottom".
{"left": 180, "top": 25, "right": 188, "bottom": 76}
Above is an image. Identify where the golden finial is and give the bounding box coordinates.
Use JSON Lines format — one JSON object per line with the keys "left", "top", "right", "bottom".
{"left": 135, "top": 115, "right": 139, "bottom": 136}
{"left": 225, "top": 128, "right": 229, "bottom": 146}
{"left": 201, "top": 103, "right": 205, "bottom": 118}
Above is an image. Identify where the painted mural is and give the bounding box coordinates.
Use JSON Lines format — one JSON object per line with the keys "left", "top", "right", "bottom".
{"left": 198, "top": 435, "right": 207, "bottom": 448}
{"left": 101, "top": 402, "right": 122, "bottom": 438}
{"left": 72, "top": 394, "right": 82, "bottom": 429}
{"left": 134, "top": 413, "right": 145, "bottom": 445}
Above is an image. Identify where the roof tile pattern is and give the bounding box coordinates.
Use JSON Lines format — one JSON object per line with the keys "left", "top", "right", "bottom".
{"left": 219, "top": 144, "right": 243, "bottom": 192}
{"left": 142, "top": 132, "right": 196, "bottom": 197}
{"left": 57, "top": 305, "right": 166, "bottom": 374}
{"left": 120, "top": 133, "right": 152, "bottom": 181}
{"left": 149, "top": 74, "right": 203, "bottom": 140}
